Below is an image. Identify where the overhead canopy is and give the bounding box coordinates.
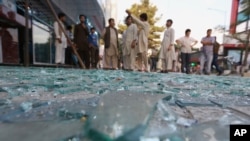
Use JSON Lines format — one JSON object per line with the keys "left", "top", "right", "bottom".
{"left": 52, "top": 0, "right": 105, "bottom": 33}
{"left": 15, "top": 0, "right": 105, "bottom": 33}
{"left": 0, "top": 5, "right": 28, "bottom": 28}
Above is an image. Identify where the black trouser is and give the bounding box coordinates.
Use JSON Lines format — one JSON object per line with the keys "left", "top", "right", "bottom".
{"left": 78, "top": 50, "right": 90, "bottom": 69}
{"left": 212, "top": 53, "right": 222, "bottom": 73}
{"left": 181, "top": 52, "right": 191, "bottom": 73}
{"left": 150, "top": 57, "right": 158, "bottom": 72}
{"left": 65, "top": 47, "right": 72, "bottom": 65}
{"left": 90, "top": 47, "right": 99, "bottom": 68}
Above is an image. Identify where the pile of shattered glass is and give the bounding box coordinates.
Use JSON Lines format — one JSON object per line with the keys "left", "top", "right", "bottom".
{"left": 0, "top": 66, "right": 250, "bottom": 141}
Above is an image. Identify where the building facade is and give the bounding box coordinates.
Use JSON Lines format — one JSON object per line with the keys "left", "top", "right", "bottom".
{"left": 104, "top": 0, "right": 117, "bottom": 26}
{"left": 223, "top": 0, "right": 250, "bottom": 65}
{"left": 0, "top": 0, "right": 105, "bottom": 65}
{"left": 230, "top": 0, "right": 250, "bottom": 34}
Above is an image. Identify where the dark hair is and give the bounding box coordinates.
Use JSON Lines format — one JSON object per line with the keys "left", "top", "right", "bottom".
{"left": 67, "top": 25, "right": 72, "bottom": 30}
{"left": 58, "top": 13, "right": 66, "bottom": 19}
{"left": 108, "top": 18, "right": 114, "bottom": 23}
{"left": 185, "top": 29, "right": 191, "bottom": 34}
{"left": 126, "top": 15, "right": 132, "bottom": 21}
{"left": 140, "top": 13, "right": 148, "bottom": 21}
{"left": 207, "top": 29, "right": 212, "bottom": 32}
{"left": 91, "top": 27, "right": 96, "bottom": 30}
{"left": 167, "top": 19, "right": 173, "bottom": 24}
{"left": 79, "top": 14, "right": 86, "bottom": 20}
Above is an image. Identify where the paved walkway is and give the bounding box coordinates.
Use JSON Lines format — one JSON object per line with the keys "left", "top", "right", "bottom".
{"left": 0, "top": 66, "right": 250, "bottom": 141}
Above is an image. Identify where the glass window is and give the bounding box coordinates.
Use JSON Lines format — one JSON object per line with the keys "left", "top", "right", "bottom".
{"left": 228, "top": 50, "right": 241, "bottom": 63}
{"left": 32, "top": 21, "right": 53, "bottom": 64}
{"left": 238, "top": 0, "right": 246, "bottom": 12}
{"left": 237, "top": 11, "right": 249, "bottom": 23}
{"left": 236, "top": 21, "right": 247, "bottom": 32}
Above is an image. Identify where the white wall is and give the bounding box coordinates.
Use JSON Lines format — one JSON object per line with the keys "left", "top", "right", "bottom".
{"left": 105, "top": 0, "right": 118, "bottom": 26}
{"left": 236, "top": 20, "right": 250, "bottom": 33}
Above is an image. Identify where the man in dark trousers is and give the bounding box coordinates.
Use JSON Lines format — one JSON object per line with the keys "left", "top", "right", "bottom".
{"left": 212, "top": 37, "right": 223, "bottom": 75}
{"left": 176, "top": 29, "right": 198, "bottom": 74}
{"left": 89, "top": 27, "right": 99, "bottom": 69}
{"left": 74, "top": 15, "right": 90, "bottom": 69}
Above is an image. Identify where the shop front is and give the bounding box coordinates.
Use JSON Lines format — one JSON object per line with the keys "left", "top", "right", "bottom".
{"left": 0, "top": 0, "right": 26, "bottom": 64}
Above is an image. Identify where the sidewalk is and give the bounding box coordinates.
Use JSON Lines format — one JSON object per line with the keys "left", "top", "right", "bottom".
{"left": 0, "top": 66, "right": 249, "bottom": 140}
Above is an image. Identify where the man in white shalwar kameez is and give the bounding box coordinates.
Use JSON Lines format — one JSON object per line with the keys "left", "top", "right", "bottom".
{"left": 126, "top": 10, "right": 150, "bottom": 72}
{"left": 124, "top": 16, "right": 138, "bottom": 71}
{"left": 54, "top": 13, "right": 67, "bottom": 64}
{"left": 159, "top": 19, "right": 175, "bottom": 73}
{"left": 122, "top": 30, "right": 128, "bottom": 69}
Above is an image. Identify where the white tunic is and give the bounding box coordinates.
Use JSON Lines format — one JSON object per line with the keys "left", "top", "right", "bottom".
{"left": 131, "top": 15, "right": 150, "bottom": 53}
{"left": 54, "top": 21, "right": 67, "bottom": 48}
{"left": 102, "top": 28, "right": 118, "bottom": 56}
{"left": 177, "top": 36, "right": 197, "bottom": 53}
{"left": 124, "top": 23, "right": 138, "bottom": 55}
{"left": 159, "top": 27, "right": 175, "bottom": 60}
{"left": 54, "top": 21, "right": 67, "bottom": 64}
{"left": 122, "top": 30, "right": 127, "bottom": 56}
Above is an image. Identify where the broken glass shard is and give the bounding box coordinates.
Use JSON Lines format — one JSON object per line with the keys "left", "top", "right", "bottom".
{"left": 85, "top": 91, "right": 166, "bottom": 140}
{"left": 0, "top": 66, "right": 250, "bottom": 141}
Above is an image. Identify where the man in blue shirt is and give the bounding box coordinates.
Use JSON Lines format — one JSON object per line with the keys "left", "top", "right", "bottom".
{"left": 200, "top": 29, "right": 215, "bottom": 75}
{"left": 89, "top": 27, "right": 99, "bottom": 68}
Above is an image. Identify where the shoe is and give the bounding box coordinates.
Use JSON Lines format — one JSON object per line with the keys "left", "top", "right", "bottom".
{"left": 160, "top": 70, "right": 168, "bottom": 73}
{"left": 217, "top": 71, "right": 223, "bottom": 76}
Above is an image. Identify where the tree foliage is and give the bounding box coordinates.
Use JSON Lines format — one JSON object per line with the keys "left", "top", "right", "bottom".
{"left": 118, "top": 0, "right": 165, "bottom": 48}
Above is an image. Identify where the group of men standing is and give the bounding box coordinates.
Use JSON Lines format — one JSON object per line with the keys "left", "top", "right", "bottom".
{"left": 54, "top": 13, "right": 99, "bottom": 69}
{"left": 53, "top": 11, "right": 222, "bottom": 75}
{"left": 159, "top": 22, "right": 222, "bottom": 75}
{"left": 121, "top": 10, "right": 150, "bottom": 71}
{"left": 120, "top": 11, "right": 199, "bottom": 73}
{"left": 120, "top": 11, "right": 200, "bottom": 73}
{"left": 100, "top": 10, "right": 150, "bottom": 71}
